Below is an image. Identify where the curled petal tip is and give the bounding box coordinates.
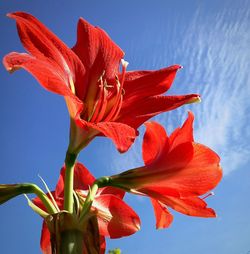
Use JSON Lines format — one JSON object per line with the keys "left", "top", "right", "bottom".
{"left": 6, "top": 12, "right": 18, "bottom": 19}
{"left": 3, "top": 54, "right": 21, "bottom": 73}
{"left": 186, "top": 95, "right": 201, "bottom": 104}
{"left": 6, "top": 13, "right": 12, "bottom": 18}
{"left": 133, "top": 217, "right": 141, "bottom": 231}
{"left": 6, "top": 66, "right": 13, "bottom": 73}
{"left": 173, "top": 64, "right": 183, "bottom": 70}
{"left": 6, "top": 66, "right": 20, "bottom": 73}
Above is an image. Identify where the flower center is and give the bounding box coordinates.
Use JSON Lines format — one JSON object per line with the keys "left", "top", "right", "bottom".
{"left": 82, "top": 60, "right": 128, "bottom": 123}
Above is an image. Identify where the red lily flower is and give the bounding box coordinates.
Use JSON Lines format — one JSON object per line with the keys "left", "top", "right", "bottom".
{"left": 3, "top": 12, "right": 200, "bottom": 153}
{"left": 109, "top": 112, "right": 222, "bottom": 228}
{"left": 33, "top": 163, "right": 140, "bottom": 254}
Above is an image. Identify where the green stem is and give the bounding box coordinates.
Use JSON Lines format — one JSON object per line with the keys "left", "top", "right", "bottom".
{"left": 79, "top": 182, "right": 99, "bottom": 222}
{"left": 60, "top": 230, "right": 84, "bottom": 254}
{"left": 64, "top": 151, "right": 77, "bottom": 213}
{"left": 78, "top": 176, "right": 112, "bottom": 221}
{"left": 31, "top": 184, "right": 58, "bottom": 214}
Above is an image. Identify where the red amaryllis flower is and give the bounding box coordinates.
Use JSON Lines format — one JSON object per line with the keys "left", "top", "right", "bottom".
{"left": 3, "top": 12, "right": 200, "bottom": 153}
{"left": 109, "top": 112, "right": 222, "bottom": 228}
{"left": 33, "top": 163, "right": 140, "bottom": 254}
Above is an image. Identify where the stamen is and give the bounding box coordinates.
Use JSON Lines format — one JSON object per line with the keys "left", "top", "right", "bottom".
{"left": 103, "top": 79, "right": 113, "bottom": 89}
{"left": 121, "top": 59, "right": 129, "bottom": 69}
{"left": 89, "top": 75, "right": 108, "bottom": 122}
{"left": 98, "top": 70, "right": 106, "bottom": 82}
{"left": 69, "top": 76, "right": 75, "bottom": 94}
{"left": 85, "top": 72, "right": 106, "bottom": 119}
{"left": 103, "top": 79, "right": 121, "bottom": 121}
{"left": 120, "top": 59, "right": 129, "bottom": 85}
{"left": 93, "top": 86, "right": 108, "bottom": 122}
{"left": 103, "top": 59, "right": 128, "bottom": 122}
{"left": 202, "top": 192, "right": 214, "bottom": 200}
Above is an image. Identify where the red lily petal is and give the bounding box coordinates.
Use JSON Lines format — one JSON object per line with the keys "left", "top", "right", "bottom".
{"left": 100, "top": 236, "right": 106, "bottom": 254}
{"left": 142, "top": 121, "right": 169, "bottom": 165}
{"left": 65, "top": 95, "right": 85, "bottom": 120}
{"left": 156, "top": 142, "right": 194, "bottom": 172}
{"left": 151, "top": 199, "right": 173, "bottom": 229}
{"left": 97, "top": 186, "right": 125, "bottom": 200}
{"left": 139, "top": 142, "right": 221, "bottom": 197}
{"left": 169, "top": 111, "right": 194, "bottom": 150}
{"left": 160, "top": 196, "right": 217, "bottom": 217}
{"left": 7, "top": 12, "right": 85, "bottom": 88}
{"left": 122, "top": 65, "right": 182, "bottom": 102}
{"left": 3, "top": 52, "right": 74, "bottom": 97}
{"left": 119, "top": 94, "right": 200, "bottom": 129}
{"left": 164, "top": 143, "right": 221, "bottom": 197}
{"left": 140, "top": 112, "right": 222, "bottom": 197}
{"left": 172, "top": 143, "right": 222, "bottom": 196}
{"left": 55, "top": 162, "right": 95, "bottom": 198}
{"left": 72, "top": 17, "right": 124, "bottom": 78}
{"left": 93, "top": 194, "right": 140, "bottom": 238}
{"left": 72, "top": 162, "right": 96, "bottom": 189}
{"left": 40, "top": 221, "right": 51, "bottom": 254}
{"left": 72, "top": 17, "right": 124, "bottom": 101}
{"left": 86, "top": 121, "right": 137, "bottom": 153}
{"left": 3, "top": 52, "right": 84, "bottom": 122}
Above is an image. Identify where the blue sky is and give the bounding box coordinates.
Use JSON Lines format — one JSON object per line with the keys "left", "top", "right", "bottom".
{"left": 0, "top": 0, "right": 250, "bottom": 253}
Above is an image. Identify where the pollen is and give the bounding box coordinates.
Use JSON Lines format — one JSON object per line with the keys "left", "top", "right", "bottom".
{"left": 121, "top": 59, "right": 129, "bottom": 69}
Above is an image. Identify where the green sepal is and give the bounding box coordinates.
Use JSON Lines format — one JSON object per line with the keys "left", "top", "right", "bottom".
{"left": 23, "top": 194, "right": 49, "bottom": 218}
{"left": 45, "top": 211, "right": 101, "bottom": 254}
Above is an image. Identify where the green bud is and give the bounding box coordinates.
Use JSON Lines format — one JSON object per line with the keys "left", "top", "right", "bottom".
{"left": 109, "top": 248, "right": 122, "bottom": 254}
{"left": 0, "top": 183, "right": 33, "bottom": 205}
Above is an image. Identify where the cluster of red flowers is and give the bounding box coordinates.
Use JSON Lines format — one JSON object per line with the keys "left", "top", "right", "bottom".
{"left": 2, "top": 12, "right": 222, "bottom": 254}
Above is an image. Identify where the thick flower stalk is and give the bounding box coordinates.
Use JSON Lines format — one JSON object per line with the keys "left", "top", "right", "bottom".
{"left": 3, "top": 12, "right": 200, "bottom": 154}
{"left": 33, "top": 163, "right": 140, "bottom": 254}
{"left": 105, "top": 112, "right": 222, "bottom": 228}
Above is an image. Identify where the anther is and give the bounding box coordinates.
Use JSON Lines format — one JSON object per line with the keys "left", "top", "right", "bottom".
{"left": 202, "top": 192, "right": 214, "bottom": 200}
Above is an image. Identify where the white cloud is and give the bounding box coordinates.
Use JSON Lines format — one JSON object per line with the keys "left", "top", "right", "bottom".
{"left": 111, "top": 3, "right": 250, "bottom": 175}
{"left": 109, "top": 129, "right": 144, "bottom": 174}
{"left": 181, "top": 6, "right": 250, "bottom": 175}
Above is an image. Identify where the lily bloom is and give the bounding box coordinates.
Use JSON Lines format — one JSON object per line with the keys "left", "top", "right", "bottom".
{"left": 3, "top": 12, "right": 200, "bottom": 153}
{"left": 109, "top": 112, "right": 222, "bottom": 228}
{"left": 33, "top": 163, "right": 140, "bottom": 254}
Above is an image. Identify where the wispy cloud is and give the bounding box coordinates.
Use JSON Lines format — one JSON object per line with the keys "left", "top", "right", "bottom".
{"left": 109, "top": 130, "right": 144, "bottom": 174}
{"left": 178, "top": 5, "right": 250, "bottom": 175}
{"left": 111, "top": 3, "right": 250, "bottom": 175}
